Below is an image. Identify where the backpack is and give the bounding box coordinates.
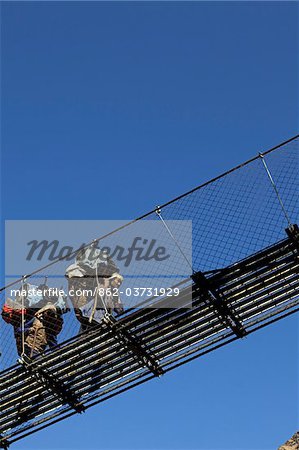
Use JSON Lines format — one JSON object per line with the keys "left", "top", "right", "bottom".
{"left": 1, "top": 301, "right": 27, "bottom": 326}
{"left": 66, "top": 245, "right": 119, "bottom": 279}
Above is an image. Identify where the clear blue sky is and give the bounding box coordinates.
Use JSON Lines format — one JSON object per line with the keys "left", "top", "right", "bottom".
{"left": 1, "top": 2, "right": 298, "bottom": 450}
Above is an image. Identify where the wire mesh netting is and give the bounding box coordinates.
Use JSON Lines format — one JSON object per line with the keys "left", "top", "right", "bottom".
{"left": 0, "top": 136, "right": 298, "bottom": 447}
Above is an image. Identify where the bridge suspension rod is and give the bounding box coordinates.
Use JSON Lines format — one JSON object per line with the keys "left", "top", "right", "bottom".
{"left": 102, "top": 313, "right": 164, "bottom": 377}
{"left": 19, "top": 355, "right": 85, "bottom": 415}
{"left": 191, "top": 271, "right": 247, "bottom": 339}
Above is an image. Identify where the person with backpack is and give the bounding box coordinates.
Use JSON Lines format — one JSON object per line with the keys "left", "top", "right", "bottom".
{"left": 65, "top": 243, "right": 123, "bottom": 333}
{"left": 1, "top": 281, "right": 68, "bottom": 358}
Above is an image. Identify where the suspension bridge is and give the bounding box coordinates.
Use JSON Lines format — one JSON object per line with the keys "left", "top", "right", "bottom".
{"left": 0, "top": 135, "right": 298, "bottom": 448}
